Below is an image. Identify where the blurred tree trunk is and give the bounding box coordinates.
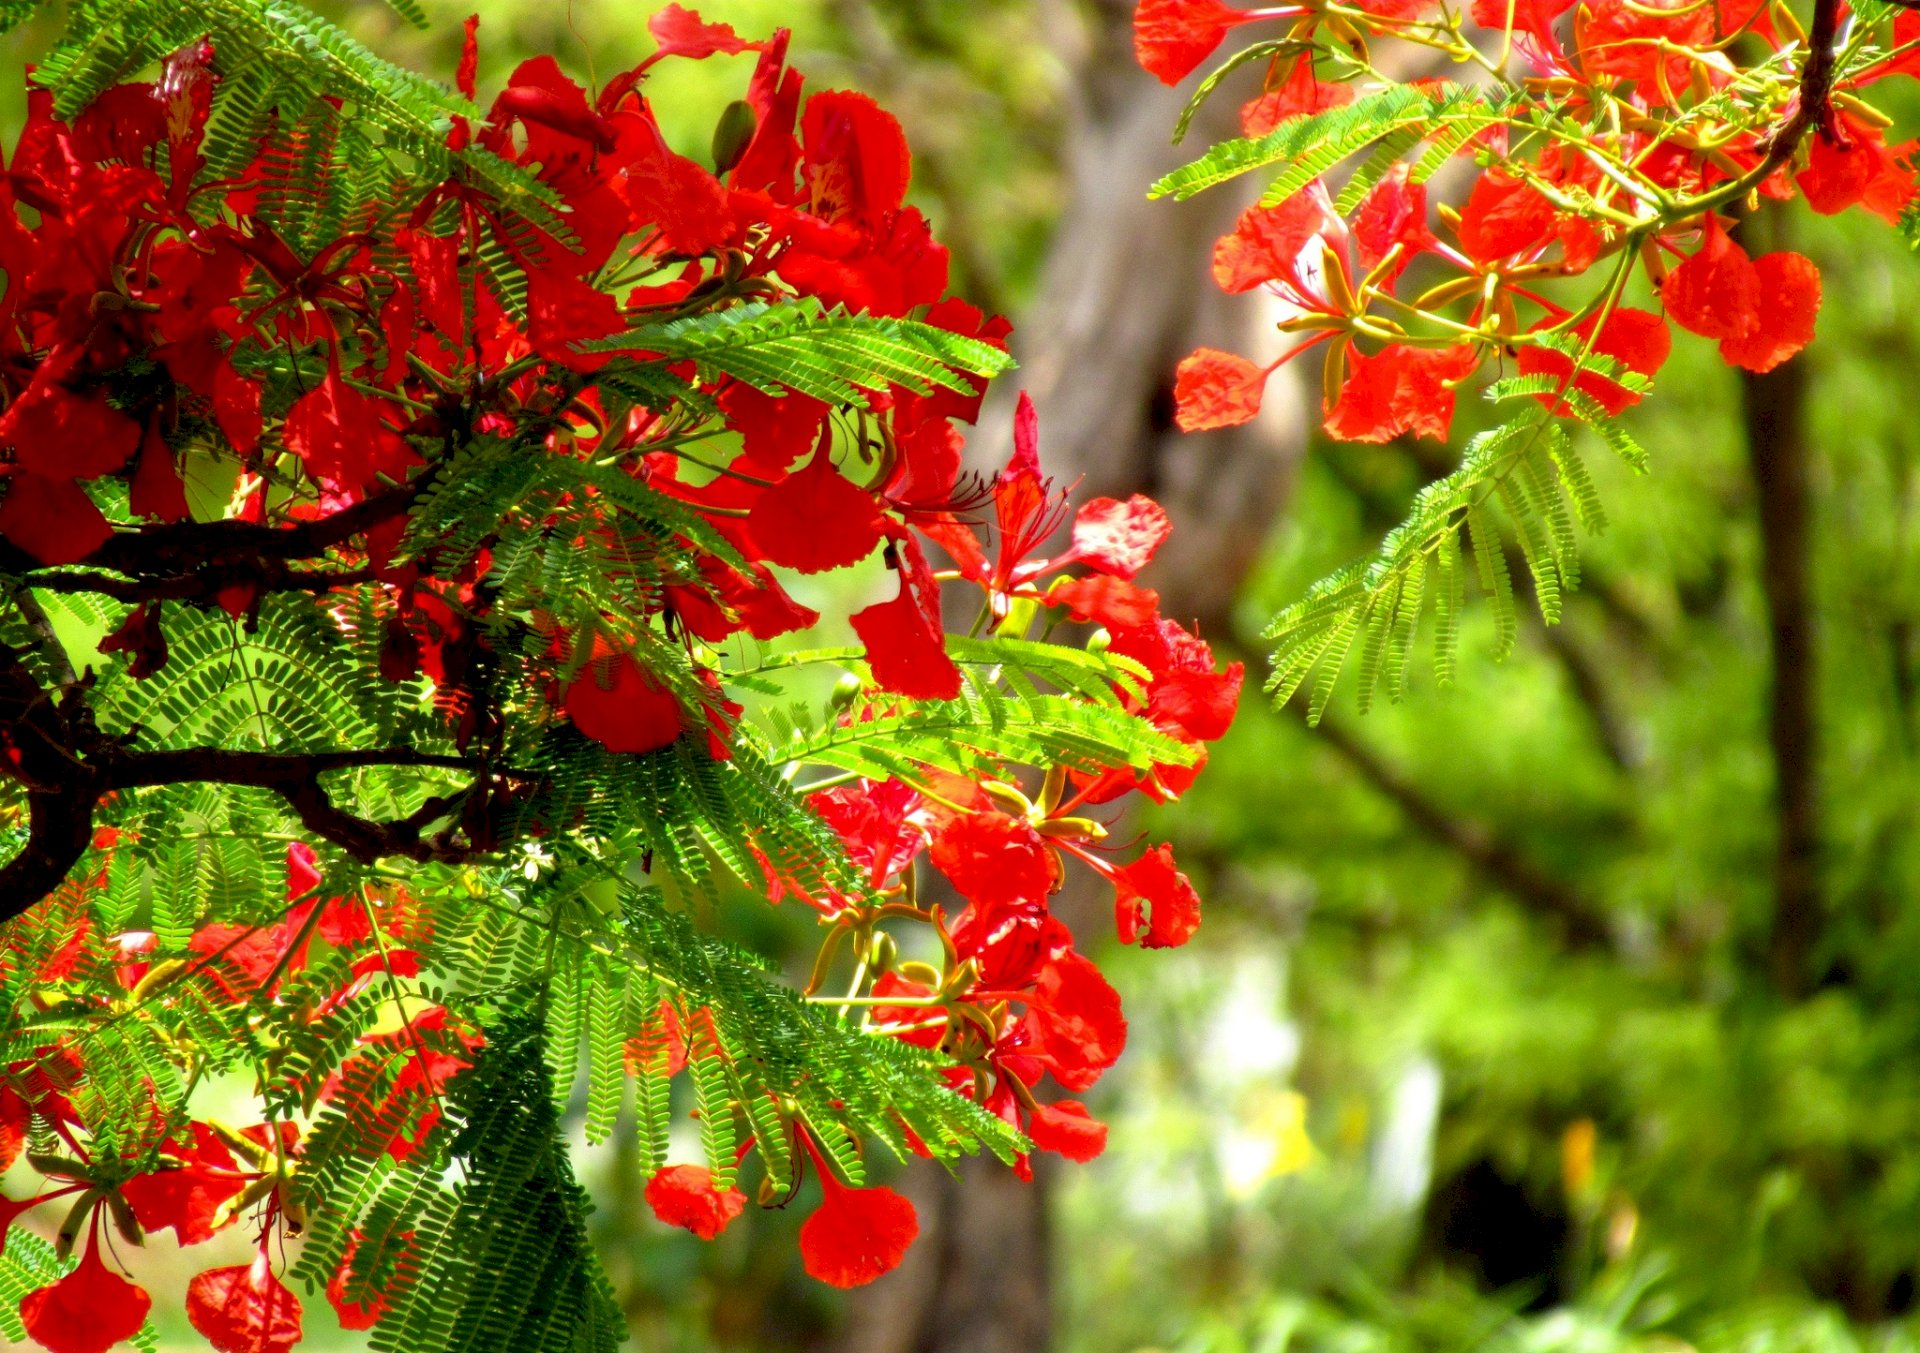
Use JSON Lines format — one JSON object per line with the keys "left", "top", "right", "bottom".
{"left": 1735, "top": 213, "right": 1823, "bottom": 1001}
{"left": 825, "top": 5, "right": 1309, "bottom": 1351}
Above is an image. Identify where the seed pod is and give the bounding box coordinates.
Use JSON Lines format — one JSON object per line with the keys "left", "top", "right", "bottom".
{"left": 711, "top": 99, "right": 757, "bottom": 175}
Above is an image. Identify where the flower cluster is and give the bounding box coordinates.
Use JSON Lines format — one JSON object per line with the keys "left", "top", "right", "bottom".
{"left": 1141, "top": 0, "right": 1917, "bottom": 444}
{"left": 0, "top": 5, "right": 1236, "bottom": 1344}
{"left": 2, "top": 845, "right": 461, "bottom": 1351}
{"left": 646, "top": 395, "right": 1242, "bottom": 1284}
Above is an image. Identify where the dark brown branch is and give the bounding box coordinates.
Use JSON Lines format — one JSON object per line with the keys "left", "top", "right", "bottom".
{"left": 0, "top": 642, "right": 506, "bottom": 921}
{"left": 23, "top": 566, "right": 375, "bottom": 604}
{"left": 1298, "top": 705, "right": 1612, "bottom": 949}
{"left": 108, "top": 747, "right": 485, "bottom": 788}
{"left": 1756, "top": 0, "right": 1845, "bottom": 169}
{"left": 0, "top": 477, "right": 423, "bottom": 594}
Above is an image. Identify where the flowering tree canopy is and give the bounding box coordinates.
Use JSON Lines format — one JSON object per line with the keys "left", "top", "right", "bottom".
{"left": 0, "top": 2, "right": 1240, "bottom": 1348}
{"left": 1141, "top": 0, "right": 1915, "bottom": 718}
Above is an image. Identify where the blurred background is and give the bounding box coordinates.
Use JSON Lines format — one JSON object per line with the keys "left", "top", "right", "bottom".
{"left": 12, "top": 0, "right": 1920, "bottom": 1348}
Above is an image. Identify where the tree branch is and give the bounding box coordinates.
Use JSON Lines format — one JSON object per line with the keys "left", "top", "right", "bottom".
{"left": 0, "top": 637, "right": 509, "bottom": 922}
{"left": 1297, "top": 705, "right": 1612, "bottom": 949}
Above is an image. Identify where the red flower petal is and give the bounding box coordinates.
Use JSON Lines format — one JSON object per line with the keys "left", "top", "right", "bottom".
{"left": 617, "top": 124, "right": 734, "bottom": 256}
{"left": 1456, "top": 172, "right": 1557, "bottom": 264}
{"left": 747, "top": 449, "right": 885, "bottom": 573}
{"left": 1134, "top": 0, "right": 1253, "bottom": 84}
{"left": 0, "top": 1086, "right": 26, "bottom": 1174}
{"left": 799, "top": 1172, "right": 919, "bottom": 1288}
{"left": 20, "top": 1243, "right": 151, "bottom": 1353}
{"left": 1324, "top": 343, "right": 1477, "bottom": 444}
{"left": 645, "top": 1164, "right": 747, "bottom": 1239}
{"left": 1112, "top": 843, "right": 1203, "bottom": 948}
{"left": 0, "top": 473, "right": 113, "bottom": 565}
{"left": 0, "top": 355, "right": 140, "bottom": 480}
{"left": 802, "top": 91, "right": 913, "bottom": 232}
{"left": 283, "top": 369, "right": 417, "bottom": 494}
{"left": 1173, "top": 348, "right": 1267, "bottom": 431}
{"left": 1211, "top": 196, "right": 1327, "bottom": 294}
{"left": 1718, "top": 251, "right": 1820, "bottom": 374}
{"left": 1022, "top": 949, "right": 1128, "bottom": 1092}
{"left": 1027, "top": 1100, "right": 1109, "bottom": 1162}
{"left": 129, "top": 420, "right": 190, "bottom": 523}
{"left": 850, "top": 532, "right": 961, "bottom": 699}
{"left": 1351, "top": 164, "right": 1435, "bottom": 282}
{"left": 326, "top": 1230, "right": 405, "bottom": 1331}
{"left": 717, "top": 382, "right": 830, "bottom": 473}
{"left": 185, "top": 1254, "right": 303, "bottom": 1353}
{"left": 1066, "top": 495, "right": 1171, "bottom": 579}
{"left": 1241, "top": 57, "right": 1355, "bottom": 135}
{"left": 930, "top": 812, "right": 1055, "bottom": 910}
{"left": 1660, "top": 216, "right": 1758, "bottom": 341}
{"left": 564, "top": 654, "right": 685, "bottom": 755}
{"left": 646, "top": 4, "right": 764, "bottom": 61}
{"left": 1050, "top": 575, "right": 1162, "bottom": 630}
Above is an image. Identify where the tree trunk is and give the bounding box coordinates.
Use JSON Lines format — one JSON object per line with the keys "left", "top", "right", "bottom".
{"left": 1744, "top": 350, "right": 1822, "bottom": 999}
{"left": 1734, "top": 215, "right": 1822, "bottom": 1001}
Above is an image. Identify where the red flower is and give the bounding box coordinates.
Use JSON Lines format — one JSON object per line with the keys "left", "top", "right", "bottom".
{"left": 1173, "top": 348, "right": 1269, "bottom": 431}
{"left": 1517, "top": 307, "right": 1671, "bottom": 417}
{"left": 1717, "top": 251, "right": 1820, "bottom": 374}
{"left": 1660, "top": 216, "right": 1759, "bottom": 342}
{"left": 1323, "top": 342, "right": 1479, "bottom": 443}
{"left": 1796, "top": 116, "right": 1918, "bottom": 224}
{"left": 645, "top": 1164, "right": 747, "bottom": 1239}
{"left": 1113, "top": 843, "right": 1203, "bottom": 948}
{"left": 1351, "top": 165, "right": 1435, "bottom": 285}
{"left": 19, "top": 1238, "right": 151, "bottom": 1353}
{"left": 121, "top": 1121, "right": 249, "bottom": 1245}
{"left": 1211, "top": 193, "right": 1337, "bottom": 299}
{"left": 185, "top": 1253, "right": 303, "bottom": 1353}
{"left": 1111, "top": 615, "right": 1244, "bottom": 743}
{"left": 797, "top": 1135, "right": 919, "bottom": 1288}
{"left": 808, "top": 779, "right": 925, "bottom": 892}
{"left": 1026, "top": 1099, "right": 1109, "bottom": 1162}
{"left": 1134, "top": 0, "right": 1261, "bottom": 85}
{"left": 1661, "top": 219, "right": 1819, "bottom": 372}
{"left": 0, "top": 348, "right": 141, "bottom": 479}
{"left": 563, "top": 654, "right": 686, "bottom": 755}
